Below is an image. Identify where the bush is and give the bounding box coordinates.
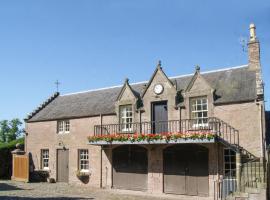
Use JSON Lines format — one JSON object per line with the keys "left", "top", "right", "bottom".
{"left": 0, "top": 138, "right": 24, "bottom": 179}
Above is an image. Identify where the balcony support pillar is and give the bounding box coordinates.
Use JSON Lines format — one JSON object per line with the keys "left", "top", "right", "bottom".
{"left": 236, "top": 151, "right": 241, "bottom": 192}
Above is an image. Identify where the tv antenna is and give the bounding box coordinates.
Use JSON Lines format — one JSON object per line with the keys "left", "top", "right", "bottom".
{"left": 239, "top": 36, "right": 248, "bottom": 52}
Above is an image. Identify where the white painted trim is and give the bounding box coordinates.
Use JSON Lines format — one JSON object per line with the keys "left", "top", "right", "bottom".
{"left": 61, "top": 64, "right": 248, "bottom": 97}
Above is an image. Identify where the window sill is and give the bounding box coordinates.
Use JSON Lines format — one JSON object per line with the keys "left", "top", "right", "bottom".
{"left": 192, "top": 123, "right": 209, "bottom": 129}
{"left": 41, "top": 168, "right": 50, "bottom": 172}
{"left": 57, "top": 132, "right": 70, "bottom": 135}
{"left": 80, "top": 170, "right": 90, "bottom": 173}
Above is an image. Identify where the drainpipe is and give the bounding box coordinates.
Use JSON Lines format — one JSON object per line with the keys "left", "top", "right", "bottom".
{"left": 139, "top": 109, "right": 142, "bottom": 133}
{"left": 179, "top": 107, "right": 182, "bottom": 132}
{"left": 257, "top": 101, "right": 265, "bottom": 160}
{"left": 100, "top": 114, "right": 103, "bottom": 188}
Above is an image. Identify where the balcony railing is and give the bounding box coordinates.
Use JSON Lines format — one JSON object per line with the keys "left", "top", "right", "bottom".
{"left": 93, "top": 117, "right": 239, "bottom": 146}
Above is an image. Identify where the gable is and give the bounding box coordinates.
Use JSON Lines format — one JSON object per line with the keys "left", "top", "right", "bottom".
{"left": 142, "top": 65, "right": 175, "bottom": 98}
{"left": 118, "top": 85, "right": 137, "bottom": 102}
{"left": 187, "top": 74, "right": 213, "bottom": 94}
{"left": 185, "top": 67, "right": 213, "bottom": 96}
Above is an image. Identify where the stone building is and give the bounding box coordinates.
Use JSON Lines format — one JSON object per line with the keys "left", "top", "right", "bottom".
{"left": 25, "top": 24, "right": 267, "bottom": 199}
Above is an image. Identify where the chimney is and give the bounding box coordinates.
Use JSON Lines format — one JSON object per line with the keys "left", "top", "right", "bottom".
{"left": 248, "top": 23, "right": 260, "bottom": 71}
{"left": 248, "top": 23, "right": 264, "bottom": 99}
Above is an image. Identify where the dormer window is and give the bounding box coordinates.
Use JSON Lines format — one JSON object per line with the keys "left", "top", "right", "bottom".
{"left": 190, "top": 97, "right": 208, "bottom": 127}
{"left": 57, "top": 120, "right": 70, "bottom": 134}
{"left": 120, "top": 105, "right": 133, "bottom": 132}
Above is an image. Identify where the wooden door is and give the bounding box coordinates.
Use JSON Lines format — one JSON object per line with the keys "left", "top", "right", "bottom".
{"left": 163, "top": 145, "right": 209, "bottom": 196}
{"left": 57, "top": 149, "right": 69, "bottom": 182}
{"left": 152, "top": 101, "right": 168, "bottom": 133}
{"left": 164, "top": 147, "right": 187, "bottom": 194}
{"left": 112, "top": 145, "right": 148, "bottom": 191}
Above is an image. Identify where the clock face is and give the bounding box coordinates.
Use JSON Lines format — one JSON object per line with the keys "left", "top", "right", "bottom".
{"left": 154, "top": 84, "right": 164, "bottom": 94}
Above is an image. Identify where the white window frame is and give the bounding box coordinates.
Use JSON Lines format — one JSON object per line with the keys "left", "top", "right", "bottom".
{"left": 65, "top": 120, "right": 70, "bottom": 133}
{"left": 190, "top": 97, "right": 208, "bottom": 127}
{"left": 41, "top": 149, "right": 49, "bottom": 170}
{"left": 78, "top": 149, "right": 89, "bottom": 172}
{"left": 57, "top": 120, "right": 70, "bottom": 134}
{"left": 120, "top": 105, "right": 133, "bottom": 132}
{"left": 224, "top": 148, "right": 236, "bottom": 178}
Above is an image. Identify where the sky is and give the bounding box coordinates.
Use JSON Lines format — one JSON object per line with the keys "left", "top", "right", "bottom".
{"left": 0, "top": 0, "right": 269, "bottom": 122}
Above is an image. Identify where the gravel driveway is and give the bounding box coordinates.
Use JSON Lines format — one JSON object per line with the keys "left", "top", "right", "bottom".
{"left": 0, "top": 180, "right": 179, "bottom": 200}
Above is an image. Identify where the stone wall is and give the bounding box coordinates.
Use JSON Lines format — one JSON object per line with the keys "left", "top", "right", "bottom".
{"left": 26, "top": 115, "right": 116, "bottom": 187}
{"left": 214, "top": 102, "right": 262, "bottom": 157}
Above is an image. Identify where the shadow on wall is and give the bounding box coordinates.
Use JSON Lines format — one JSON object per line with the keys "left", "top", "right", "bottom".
{"left": 0, "top": 197, "right": 94, "bottom": 200}
{"left": 266, "top": 111, "right": 270, "bottom": 147}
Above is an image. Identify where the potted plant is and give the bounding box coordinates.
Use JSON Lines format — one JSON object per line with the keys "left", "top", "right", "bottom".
{"left": 76, "top": 170, "right": 90, "bottom": 184}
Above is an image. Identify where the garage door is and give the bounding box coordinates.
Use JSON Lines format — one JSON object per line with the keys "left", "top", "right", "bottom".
{"left": 112, "top": 145, "right": 148, "bottom": 191}
{"left": 164, "top": 144, "right": 209, "bottom": 196}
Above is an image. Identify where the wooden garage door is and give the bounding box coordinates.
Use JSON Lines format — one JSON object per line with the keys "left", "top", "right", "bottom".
{"left": 113, "top": 145, "right": 148, "bottom": 191}
{"left": 164, "top": 144, "right": 209, "bottom": 196}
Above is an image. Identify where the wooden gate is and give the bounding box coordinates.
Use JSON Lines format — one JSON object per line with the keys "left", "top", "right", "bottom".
{"left": 12, "top": 154, "right": 29, "bottom": 182}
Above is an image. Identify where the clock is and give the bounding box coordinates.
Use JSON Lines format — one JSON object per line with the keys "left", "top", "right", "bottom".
{"left": 154, "top": 84, "right": 164, "bottom": 95}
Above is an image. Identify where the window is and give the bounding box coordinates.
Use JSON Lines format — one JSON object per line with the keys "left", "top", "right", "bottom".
{"left": 120, "top": 105, "right": 133, "bottom": 132}
{"left": 41, "top": 149, "right": 49, "bottom": 170}
{"left": 57, "top": 120, "right": 70, "bottom": 133}
{"left": 65, "top": 121, "right": 70, "bottom": 132}
{"left": 190, "top": 97, "right": 208, "bottom": 126}
{"left": 78, "top": 149, "right": 89, "bottom": 172}
{"left": 224, "top": 148, "right": 236, "bottom": 178}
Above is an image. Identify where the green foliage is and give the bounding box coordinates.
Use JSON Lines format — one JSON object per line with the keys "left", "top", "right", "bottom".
{"left": 0, "top": 118, "right": 23, "bottom": 143}
{"left": 0, "top": 137, "right": 24, "bottom": 149}
{"left": 0, "top": 137, "right": 24, "bottom": 179}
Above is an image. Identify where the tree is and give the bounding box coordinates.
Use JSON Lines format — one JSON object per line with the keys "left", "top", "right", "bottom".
{"left": 0, "top": 119, "right": 23, "bottom": 143}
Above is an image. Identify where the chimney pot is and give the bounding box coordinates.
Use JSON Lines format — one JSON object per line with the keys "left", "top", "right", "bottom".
{"left": 249, "top": 23, "right": 256, "bottom": 42}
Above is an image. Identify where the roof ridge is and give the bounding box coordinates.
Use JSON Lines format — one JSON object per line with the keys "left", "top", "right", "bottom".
{"left": 169, "top": 64, "right": 248, "bottom": 79}
{"left": 61, "top": 64, "right": 248, "bottom": 97}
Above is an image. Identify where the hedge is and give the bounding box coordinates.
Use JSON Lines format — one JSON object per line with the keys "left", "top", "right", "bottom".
{"left": 0, "top": 138, "right": 24, "bottom": 179}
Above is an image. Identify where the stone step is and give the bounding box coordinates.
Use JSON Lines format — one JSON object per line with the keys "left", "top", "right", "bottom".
{"left": 225, "top": 192, "right": 249, "bottom": 200}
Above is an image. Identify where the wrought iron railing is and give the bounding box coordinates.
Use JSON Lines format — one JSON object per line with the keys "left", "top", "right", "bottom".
{"left": 215, "top": 178, "right": 237, "bottom": 200}
{"left": 94, "top": 117, "right": 239, "bottom": 146}
{"left": 240, "top": 157, "right": 266, "bottom": 190}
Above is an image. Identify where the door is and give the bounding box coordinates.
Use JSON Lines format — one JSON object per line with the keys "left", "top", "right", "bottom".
{"left": 112, "top": 145, "right": 148, "bottom": 191}
{"left": 163, "top": 144, "right": 209, "bottom": 196}
{"left": 57, "top": 149, "right": 69, "bottom": 182}
{"left": 152, "top": 101, "right": 168, "bottom": 133}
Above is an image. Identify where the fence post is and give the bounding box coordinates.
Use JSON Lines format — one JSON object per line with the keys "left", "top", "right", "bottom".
{"left": 236, "top": 151, "right": 241, "bottom": 192}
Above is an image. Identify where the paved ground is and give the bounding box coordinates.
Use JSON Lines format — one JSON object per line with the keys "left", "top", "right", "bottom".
{"left": 0, "top": 180, "right": 176, "bottom": 200}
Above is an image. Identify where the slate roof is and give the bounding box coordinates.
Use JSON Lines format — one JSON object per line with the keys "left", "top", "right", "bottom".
{"left": 27, "top": 65, "right": 257, "bottom": 122}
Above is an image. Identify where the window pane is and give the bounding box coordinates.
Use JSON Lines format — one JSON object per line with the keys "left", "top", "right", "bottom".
{"left": 190, "top": 97, "right": 208, "bottom": 125}
{"left": 42, "top": 149, "right": 49, "bottom": 169}
{"left": 79, "top": 149, "right": 89, "bottom": 171}
{"left": 224, "top": 149, "right": 236, "bottom": 178}
{"left": 120, "top": 105, "right": 133, "bottom": 131}
{"left": 65, "top": 121, "right": 70, "bottom": 132}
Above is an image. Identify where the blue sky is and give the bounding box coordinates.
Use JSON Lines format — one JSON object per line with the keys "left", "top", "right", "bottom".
{"left": 0, "top": 0, "right": 269, "bottom": 121}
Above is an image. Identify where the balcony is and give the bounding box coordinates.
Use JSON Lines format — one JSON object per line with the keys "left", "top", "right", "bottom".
{"left": 88, "top": 117, "right": 239, "bottom": 146}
